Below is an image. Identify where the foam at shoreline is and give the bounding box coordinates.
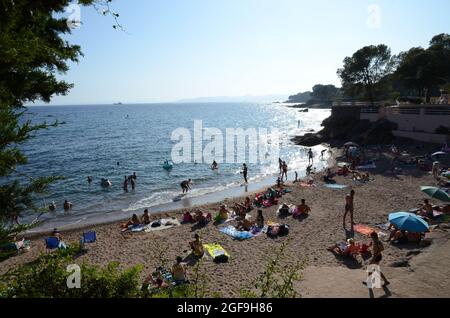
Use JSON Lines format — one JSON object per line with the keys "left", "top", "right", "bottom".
{"left": 27, "top": 152, "right": 332, "bottom": 234}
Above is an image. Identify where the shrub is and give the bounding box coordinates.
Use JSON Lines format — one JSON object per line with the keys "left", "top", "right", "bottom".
{"left": 0, "top": 246, "right": 143, "bottom": 298}
{"left": 240, "top": 240, "right": 306, "bottom": 298}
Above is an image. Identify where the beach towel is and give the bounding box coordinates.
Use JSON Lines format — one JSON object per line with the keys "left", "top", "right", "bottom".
{"left": 433, "top": 211, "right": 444, "bottom": 218}
{"left": 204, "top": 243, "right": 230, "bottom": 262}
{"left": 375, "top": 223, "right": 390, "bottom": 231}
{"left": 144, "top": 218, "right": 181, "bottom": 233}
{"left": 283, "top": 189, "right": 293, "bottom": 194}
{"left": 354, "top": 224, "right": 378, "bottom": 236}
{"left": 337, "top": 162, "right": 350, "bottom": 168}
{"left": 357, "top": 163, "right": 377, "bottom": 170}
{"left": 324, "top": 184, "right": 348, "bottom": 189}
{"left": 219, "top": 226, "right": 254, "bottom": 240}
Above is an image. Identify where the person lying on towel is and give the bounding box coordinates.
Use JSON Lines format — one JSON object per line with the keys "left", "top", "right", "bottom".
{"left": 327, "top": 239, "right": 360, "bottom": 257}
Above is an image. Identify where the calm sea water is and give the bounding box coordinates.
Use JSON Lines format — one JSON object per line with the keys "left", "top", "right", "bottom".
{"left": 18, "top": 103, "right": 330, "bottom": 226}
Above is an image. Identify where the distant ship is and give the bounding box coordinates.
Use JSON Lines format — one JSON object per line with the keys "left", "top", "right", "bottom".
{"left": 113, "top": 102, "right": 123, "bottom": 105}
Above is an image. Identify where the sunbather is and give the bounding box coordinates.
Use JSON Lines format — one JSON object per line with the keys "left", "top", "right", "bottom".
{"left": 172, "top": 256, "right": 188, "bottom": 285}
{"left": 141, "top": 209, "right": 151, "bottom": 225}
{"left": 192, "top": 210, "right": 211, "bottom": 225}
{"left": 189, "top": 234, "right": 204, "bottom": 258}
{"left": 418, "top": 199, "right": 433, "bottom": 219}
{"left": 256, "top": 210, "right": 264, "bottom": 228}
{"left": 237, "top": 218, "right": 254, "bottom": 231}
{"left": 277, "top": 204, "right": 290, "bottom": 217}
{"left": 296, "top": 199, "right": 311, "bottom": 216}
{"left": 182, "top": 211, "right": 194, "bottom": 223}
{"left": 121, "top": 214, "right": 141, "bottom": 229}
{"left": 143, "top": 271, "right": 168, "bottom": 290}
{"left": 327, "top": 238, "right": 360, "bottom": 257}
{"left": 51, "top": 228, "right": 67, "bottom": 249}
{"left": 323, "top": 168, "right": 335, "bottom": 183}
{"left": 215, "top": 205, "right": 230, "bottom": 223}
{"left": 243, "top": 197, "right": 252, "bottom": 211}
{"left": 437, "top": 177, "right": 450, "bottom": 188}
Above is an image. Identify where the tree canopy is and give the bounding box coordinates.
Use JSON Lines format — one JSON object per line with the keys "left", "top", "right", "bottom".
{"left": 394, "top": 33, "right": 450, "bottom": 101}
{"left": 0, "top": 0, "right": 118, "bottom": 252}
{"left": 337, "top": 44, "right": 395, "bottom": 103}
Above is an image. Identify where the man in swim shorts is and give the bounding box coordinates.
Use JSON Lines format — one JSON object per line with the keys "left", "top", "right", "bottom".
{"left": 343, "top": 190, "right": 355, "bottom": 231}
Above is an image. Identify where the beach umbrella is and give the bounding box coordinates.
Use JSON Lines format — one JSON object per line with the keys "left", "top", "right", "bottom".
{"left": 344, "top": 142, "right": 360, "bottom": 148}
{"left": 432, "top": 151, "right": 447, "bottom": 157}
{"left": 421, "top": 186, "right": 450, "bottom": 202}
{"left": 389, "top": 212, "right": 429, "bottom": 233}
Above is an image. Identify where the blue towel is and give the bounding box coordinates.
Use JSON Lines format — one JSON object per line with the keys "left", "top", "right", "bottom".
{"left": 220, "top": 226, "right": 254, "bottom": 240}
{"left": 324, "top": 184, "right": 348, "bottom": 189}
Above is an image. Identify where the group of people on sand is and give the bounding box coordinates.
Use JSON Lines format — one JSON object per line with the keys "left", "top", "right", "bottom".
{"left": 143, "top": 233, "right": 205, "bottom": 290}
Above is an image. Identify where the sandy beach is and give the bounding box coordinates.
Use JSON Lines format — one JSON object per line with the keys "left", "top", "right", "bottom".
{"left": 2, "top": 141, "right": 450, "bottom": 298}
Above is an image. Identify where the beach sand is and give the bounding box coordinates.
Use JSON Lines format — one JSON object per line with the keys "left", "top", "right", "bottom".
{"left": 2, "top": 142, "right": 450, "bottom": 298}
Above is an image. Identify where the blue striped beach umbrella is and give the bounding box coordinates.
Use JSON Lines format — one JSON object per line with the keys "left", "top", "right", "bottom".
{"left": 388, "top": 212, "right": 429, "bottom": 233}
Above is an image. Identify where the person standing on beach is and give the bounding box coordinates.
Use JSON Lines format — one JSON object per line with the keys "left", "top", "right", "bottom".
{"left": 308, "top": 148, "right": 314, "bottom": 164}
{"left": 364, "top": 232, "right": 390, "bottom": 288}
{"left": 320, "top": 149, "right": 327, "bottom": 160}
{"left": 278, "top": 158, "right": 283, "bottom": 174}
{"left": 343, "top": 190, "right": 355, "bottom": 231}
{"left": 281, "top": 161, "right": 288, "bottom": 181}
{"left": 242, "top": 163, "right": 248, "bottom": 184}
{"left": 123, "top": 176, "right": 128, "bottom": 192}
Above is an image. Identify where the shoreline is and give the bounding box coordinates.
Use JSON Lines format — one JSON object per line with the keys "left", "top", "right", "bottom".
{"left": 25, "top": 145, "right": 336, "bottom": 237}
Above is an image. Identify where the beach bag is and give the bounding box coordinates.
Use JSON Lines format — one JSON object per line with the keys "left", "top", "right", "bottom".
{"left": 151, "top": 221, "right": 161, "bottom": 228}
{"left": 214, "top": 253, "right": 229, "bottom": 263}
{"left": 279, "top": 224, "right": 289, "bottom": 236}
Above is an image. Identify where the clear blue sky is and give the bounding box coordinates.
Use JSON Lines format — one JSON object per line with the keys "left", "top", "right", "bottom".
{"left": 47, "top": 0, "right": 450, "bottom": 105}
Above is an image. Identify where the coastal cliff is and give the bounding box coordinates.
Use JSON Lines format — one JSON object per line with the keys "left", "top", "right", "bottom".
{"left": 292, "top": 106, "right": 398, "bottom": 146}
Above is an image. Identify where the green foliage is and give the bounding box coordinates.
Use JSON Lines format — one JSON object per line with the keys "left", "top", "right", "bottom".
{"left": 337, "top": 44, "right": 395, "bottom": 103}
{"left": 394, "top": 34, "right": 450, "bottom": 101}
{"left": 0, "top": 245, "right": 144, "bottom": 298}
{"left": 287, "top": 91, "right": 312, "bottom": 103}
{"left": 310, "top": 84, "right": 341, "bottom": 102}
{"left": 0, "top": 0, "right": 121, "bottom": 258}
{"left": 240, "top": 240, "right": 306, "bottom": 298}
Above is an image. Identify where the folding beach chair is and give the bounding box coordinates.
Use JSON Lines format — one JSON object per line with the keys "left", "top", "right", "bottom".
{"left": 45, "top": 237, "right": 60, "bottom": 252}
{"left": 80, "top": 231, "right": 97, "bottom": 251}
{"left": 82, "top": 231, "right": 97, "bottom": 243}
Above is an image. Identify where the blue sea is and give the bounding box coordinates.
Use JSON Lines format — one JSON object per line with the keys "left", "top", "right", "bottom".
{"left": 18, "top": 103, "right": 331, "bottom": 229}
